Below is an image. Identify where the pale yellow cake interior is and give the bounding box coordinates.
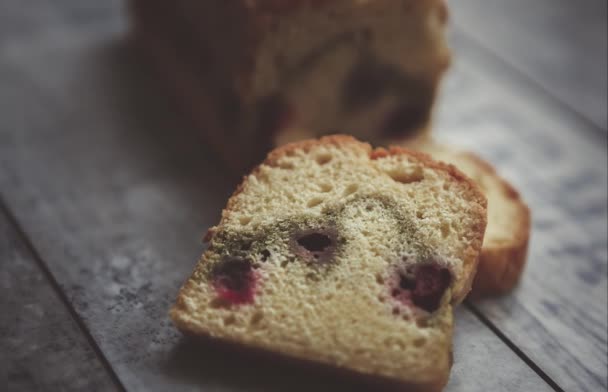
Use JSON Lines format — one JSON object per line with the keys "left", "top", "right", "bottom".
{"left": 172, "top": 138, "right": 486, "bottom": 386}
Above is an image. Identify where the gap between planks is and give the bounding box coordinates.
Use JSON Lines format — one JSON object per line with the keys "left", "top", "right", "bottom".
{"left": 0, "top": 197, "right": 128, "bottom": 392}
{"left": 465, "top": 302, "right": 565, "bottom": 392}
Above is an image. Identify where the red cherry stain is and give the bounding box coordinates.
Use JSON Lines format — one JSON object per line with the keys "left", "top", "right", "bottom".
{"left": 211, "top": 257, "right": 256, "bottom": 305}
{"left": 393, "top": 263, "right": 452, "bottom": 313}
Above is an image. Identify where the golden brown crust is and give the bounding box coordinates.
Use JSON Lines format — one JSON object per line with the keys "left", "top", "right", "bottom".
{"left": 266, "top": 134, "right": 372, "bottom": 166}
{"left": 474, "top": 199, "right": 529, "bottom": 294}
{"left": 470, "top": 232, "right": 530, "bottom": 298}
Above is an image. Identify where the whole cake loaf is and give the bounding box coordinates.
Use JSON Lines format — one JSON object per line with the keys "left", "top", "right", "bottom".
{"left": 171, "top": 136, "right": 487, "bottom": 390}
{"left": 129, "top": 0, "right": 450, "bottom": 169}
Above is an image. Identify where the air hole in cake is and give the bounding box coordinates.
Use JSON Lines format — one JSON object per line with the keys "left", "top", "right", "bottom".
{"left": 250, "top": 311, "right": 264, "bottom": 327}
{"left": 319, "top": 183, "right": 333, "bottom": 193}
{"left": 210, "top": 256, "right": 256, "bottom": 305}
{"left": 383, "top": 337, "right": 405, "bottom": 350}
{"left": 305, "top": 272, "right": 320, "bottom": 282}
{"left": 279, "top": 161, "right": 295, "bottom": 170}
{"left": 307, "top": 197, "right": 324, "bottom": 208}
{"left": 209, "top": 297, "right": 228, "bottom": 308}
{"left": 239, "top": 216, "right": 252, "bottom": 226}
{"left": 414, "top": 337, "right": 426, "bottom": 347}
{"left": 291, "top": 226, "right": 339, "bottom": 265}
{"left": 260, "top": 249, "right": 271, "bottom": 262}
{"left": 441, "top": 223, "right": 451, "bottom": 238}
{"left": 343, "top": 183, "right": 359, "bottom": 197}
{"left": 315, "top": 153, "right": 332, "bottom": 165}
{"left": 416, "top": 318, "right": 429, "bottom": 328}
{"left": 298, "top": 232, "right": 332, "bottom": 252}
{"left": 223, "top": 315, "right": 237, "bottom": 326}
{"left": 391, "top": 262, "right": 452, "bottom": 313}
{"left": 387, "top": 168, "right": 424, "bottom": 184}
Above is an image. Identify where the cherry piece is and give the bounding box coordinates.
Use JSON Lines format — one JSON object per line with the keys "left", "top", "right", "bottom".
{"left": 392, "top": 263, "right": 452, "bottom": 313}
{"left": 210, "top": 256, "right": 256, "bottom": 305}
{"left": 410, "top": 264, "right": 451, "bottom": 313}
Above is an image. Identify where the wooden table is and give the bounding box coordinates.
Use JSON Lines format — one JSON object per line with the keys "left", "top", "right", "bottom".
{"left": 1, "top": 1, "right": 606, "bottom": 391}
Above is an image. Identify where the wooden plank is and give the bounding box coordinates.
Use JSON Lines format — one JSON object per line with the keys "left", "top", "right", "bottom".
{"left": 448, "top": 309, "right": 553, "bottom": 392}
{"left": 433, "top": 35, "right": 608, "bottom": 392}
{"left": 0, "top": 205, "right": 120, "bottom": 391}
{"left": 450, "top": 0, "right": 608, "bottom": 130}
{"left": 0, "top": 34, "right": 552, "bottom": 391}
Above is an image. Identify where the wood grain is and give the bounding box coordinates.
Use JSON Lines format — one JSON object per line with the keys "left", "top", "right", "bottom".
{"left": 434, "top": 36, "right": 608, "bottom": 392}
{"left": 0, "top": 35, "right": 552, "bottom": 392}
{"left": 451, "top": 0, "right": 608, "bottom": 130}
{"left": 0, "top": 205, "right": 119, "bottom": 391}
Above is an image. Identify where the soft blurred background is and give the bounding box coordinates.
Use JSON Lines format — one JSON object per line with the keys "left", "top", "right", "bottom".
{"left": 1, "top": 1, "right": 606, "bottom": 392}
